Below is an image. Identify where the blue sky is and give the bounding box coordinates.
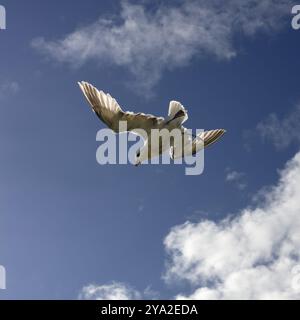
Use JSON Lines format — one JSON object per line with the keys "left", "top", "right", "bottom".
{"left": 1, "top": 0, "right": 300, "bottom": 299}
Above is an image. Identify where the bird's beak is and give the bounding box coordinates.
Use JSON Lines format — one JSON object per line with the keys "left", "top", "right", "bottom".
{"left": 135, "top": 161, "right": 141, "bottom": 167}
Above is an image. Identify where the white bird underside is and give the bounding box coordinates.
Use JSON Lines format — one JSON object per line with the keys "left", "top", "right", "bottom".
{"left": 78, "top": 81, "right": 226, "bottom": 163}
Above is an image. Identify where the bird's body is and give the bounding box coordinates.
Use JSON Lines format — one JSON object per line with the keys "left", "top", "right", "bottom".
{"left": 78, "top": 81, "right": 226, "bottom": 165}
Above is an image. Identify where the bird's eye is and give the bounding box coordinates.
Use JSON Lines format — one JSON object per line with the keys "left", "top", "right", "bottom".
{"left": 137, "top": 150, "right": 140, "bottom": 157}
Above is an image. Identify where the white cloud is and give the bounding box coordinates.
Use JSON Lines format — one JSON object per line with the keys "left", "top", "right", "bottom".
{"left": 78, "top": 150, "right": 300, "bottom": 300}
{"left": 257, "top": 105, "right": 300, "bottom": 150}
{"left": 32, "top": 0, "right": 291, "bottom": 93}
{"left": 79, "top": 282, "right": 142, "bottom": 300}
{"left": 226, "top": 169, "right": 247, "bottom": 190}
{"left": 79, "top": 150, "right": 300, "bottom": 300}
{"left": 0, "top": 81, "right": 20, "bottom": 99}
{"left": 164, "top": 150, "right": 300, "bottom": 299}
{"left": 79, "top": 282, "right": 159, "bottom": 300}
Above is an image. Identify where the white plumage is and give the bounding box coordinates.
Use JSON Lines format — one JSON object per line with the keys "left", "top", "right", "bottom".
{"left": 78, "top": 81, "right": 226, "bottom": 165}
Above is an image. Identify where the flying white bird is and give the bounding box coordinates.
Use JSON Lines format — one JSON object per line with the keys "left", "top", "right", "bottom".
{"left": 78, "top": 81, "right": 226, "bottom": 166}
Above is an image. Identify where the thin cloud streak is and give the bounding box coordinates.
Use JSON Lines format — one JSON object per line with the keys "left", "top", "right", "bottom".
{"left": 0, "top": 81, "right": 20, "bottom": 99}
{"left": 257, "top": 105, "right": 300, "bottom": 150}
{"left": 225, "top": 169, "right": 247, "bottom": 190}
{"left": 79, "top": 282, "right": 142, "bottom": 300}
{"left": 32, "top": 0, "right": 291, "bottom": 94}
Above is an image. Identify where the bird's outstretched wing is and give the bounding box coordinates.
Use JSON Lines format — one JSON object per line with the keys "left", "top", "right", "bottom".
{"left": 170, "top": 128, "right": 226, "bottom": 159}
{"left": 78, "top": 81, "right": 164, "bottom": 138}
{"left": 192, "top": 129, "right": 226, "bottom": 154}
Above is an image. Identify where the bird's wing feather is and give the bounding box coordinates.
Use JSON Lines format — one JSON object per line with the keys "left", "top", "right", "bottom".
{"left": 78, "top": 82, "right": 163, "bottom": 138}
{"left": 170, "top": 128, "right": 226, "bottom": 159}
{"left": 192, "top": 129, "right": 226, "bottom": 154}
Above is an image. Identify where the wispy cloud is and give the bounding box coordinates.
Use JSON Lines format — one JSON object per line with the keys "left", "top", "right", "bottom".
{"left": 0, "top": 81, "right": 20, "bottom": 99}
{"left": 79, "top": 282, "right": 141, "bottom": 300}
{"left": 257, "top": 105, "right": 300, "bottom": 150}
{"left": 79, "top": 282, "right": 158, "bottom": 300}
{"left": 225, "top": 168, "right": 247, "bottom": 190}
{"left": 164, "top": 151, "right": 300, "bottom": 299}
{"left": 32, "top": 0, "right": 291, "bottom": 94}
